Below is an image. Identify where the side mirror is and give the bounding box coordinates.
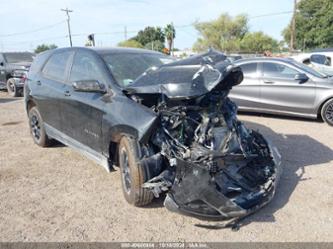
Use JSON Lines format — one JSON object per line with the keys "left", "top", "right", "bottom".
{"left": 294, "top": 73, "right": 309, "bottom": 83}
{"left": 72, "top": 80, "right": 106, "bottom": 93}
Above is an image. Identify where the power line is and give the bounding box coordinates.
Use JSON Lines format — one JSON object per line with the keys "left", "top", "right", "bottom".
{"left": 0, "top": 21, "right": 66, "bottom": 37}
{"left": 249, "top": 11, "right": 293, "bottom": 19}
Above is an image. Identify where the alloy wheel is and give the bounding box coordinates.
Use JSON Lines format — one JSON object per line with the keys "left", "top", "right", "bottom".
{"left": 325, "top": 102, "right": 333, "bottom": 124}
{"left": 30, "top": 114, "right": 41, "bottom": 142}
{"left": 120, "top": 148, "right": 132, "bottom": 194}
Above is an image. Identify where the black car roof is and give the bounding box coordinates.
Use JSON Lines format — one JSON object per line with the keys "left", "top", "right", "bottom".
{"left": 52, "top": 46, "right": 163, "bottom": 56}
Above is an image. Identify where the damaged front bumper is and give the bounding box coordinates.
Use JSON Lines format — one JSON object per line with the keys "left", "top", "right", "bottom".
{"left": 163, "top": 141, "right": 282, "bottom": 221}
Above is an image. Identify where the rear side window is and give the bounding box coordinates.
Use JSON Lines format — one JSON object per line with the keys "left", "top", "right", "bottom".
{"left": 239, "top": 63, "right": 257, "bottom": 77}
{"left": 29, "top": 51, "right": 51, "bottom": 74}
{"left": 42, "top": 51, "right": 72, "bottom": 81}
{"left": 263, "top": 62, "right": 298, "bottom": 79}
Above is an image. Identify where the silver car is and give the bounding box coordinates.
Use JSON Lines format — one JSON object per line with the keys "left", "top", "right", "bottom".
{"left": 229, "top": 57, "right": 333, "bottom": 126}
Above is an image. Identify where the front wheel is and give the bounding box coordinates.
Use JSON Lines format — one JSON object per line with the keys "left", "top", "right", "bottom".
{"left": 28, "top": 107, "right": 51, "bottom": 147}
{"left": 118, "top": 136, "right": 153, "bottom": 206}
{"left": 321, "top": 99, "right": 333, "bottom": 126}
{"left": 7, "top": 79, "right": 20, "bottom": 97}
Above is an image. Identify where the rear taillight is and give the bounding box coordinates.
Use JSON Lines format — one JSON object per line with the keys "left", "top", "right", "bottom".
{"left": 21, "top": 74, "right": 27, "bottom": 84}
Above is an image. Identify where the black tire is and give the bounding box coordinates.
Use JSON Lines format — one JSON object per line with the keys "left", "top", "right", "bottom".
{"left": 321, "top": 99, "right": 333, "bottom": 126}
{"left": 28, "top": 107, "right": 51, "bottom": 147}
{"left": 118, "top": 136, "right": 153, "bottom": 206}
{"left": 7, "top": 79, "right": 20, "bottom": 97}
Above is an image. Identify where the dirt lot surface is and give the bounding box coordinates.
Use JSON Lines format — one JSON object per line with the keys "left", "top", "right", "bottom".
{"left": 0, "top": 91, "right": 332, "bottom": 242}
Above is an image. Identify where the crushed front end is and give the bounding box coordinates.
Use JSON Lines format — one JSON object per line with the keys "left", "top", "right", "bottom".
{"left": 126, "top": 50, "right": 282, "bottom": 221}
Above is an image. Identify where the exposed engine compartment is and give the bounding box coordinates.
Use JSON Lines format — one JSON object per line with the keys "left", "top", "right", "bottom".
{"left": 124, "top": 50, "right": 282, "bottom": 221}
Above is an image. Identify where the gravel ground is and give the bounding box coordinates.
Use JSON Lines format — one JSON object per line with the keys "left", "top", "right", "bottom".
{"left": 0, "top": 91, "right": 332, "bottom": 242}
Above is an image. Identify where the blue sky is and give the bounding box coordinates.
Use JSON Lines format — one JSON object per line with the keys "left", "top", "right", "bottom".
{"left": 0, "top": 0, "right": 294, "bottom": 51}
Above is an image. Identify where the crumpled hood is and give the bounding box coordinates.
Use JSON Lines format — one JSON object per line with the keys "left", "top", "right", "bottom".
{"left": 125, "top": 50, "right": 243, "bottom": 99}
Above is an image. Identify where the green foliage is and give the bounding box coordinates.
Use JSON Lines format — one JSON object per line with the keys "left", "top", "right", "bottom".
{"left": 193, "top": 13, "right": 279, "bottom": 53}
{"left": 117, "top": 39, "right": 143, "bottom": 48}
{"left": 282, "top": 0, "right": 333, "bottom": 50}
{"left": 193, "top": 13, "right": 248, "bottom": 52}
{"left": 164, "top": 23, "right": 176, "bottom": 41}
{"left": 164, "top": 23, "right": 176, "bottom": 54}
{"left": 144, "top": 40, "right": 165, "bottom": 52}
{"left": 133, "top": 26, "right": 165, "bottom": 46}
{"left": 34, "top": 44, "right": 57, "bottom": 53}
{"left": 240, "top": 32, "right": 279, "bottom": 53}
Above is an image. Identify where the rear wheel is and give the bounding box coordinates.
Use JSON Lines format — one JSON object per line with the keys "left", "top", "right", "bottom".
{"left": 118, "top": 136, "right": 153, "bottom": 206}
{"left": 7, "top": 79, "right": 20, "bottom": 97}
{"left": 321, "top": 99, "right": 333, "bottom": 126}
{"left": 28, "top": 107, "right": 51, "bottom": 147}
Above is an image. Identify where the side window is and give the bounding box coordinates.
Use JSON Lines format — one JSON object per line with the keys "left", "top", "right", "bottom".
{"left": 263, "top": 62, "right": 299, "bottom": 79}
{"left": 69, "top": 51, "right": 105, "bottom": 83}
{"left": 239, "top": 63, "right": 257, "bottom": 77}
{"left": 42, "top": 51, "right": 72, "bottom": 81}
{"left": 30, "top": 51, "right": 51, "bottom": 74}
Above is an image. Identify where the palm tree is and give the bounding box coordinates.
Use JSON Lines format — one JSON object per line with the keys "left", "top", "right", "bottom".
{"left": 164, "top": 23, "right": 176, "bottom": 55}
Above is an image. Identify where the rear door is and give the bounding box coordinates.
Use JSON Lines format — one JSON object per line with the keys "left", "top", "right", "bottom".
{"left": 260, "top": 62, "right": 316, "bottom": 114}
{"left": 229, "top": 62, "right": 261, "bottom": 109}
{"left": 32, "top": 50, "right": 73, "bottom": 131}
{"left": 60, "top": 50, "right": 108, "bottom": 153}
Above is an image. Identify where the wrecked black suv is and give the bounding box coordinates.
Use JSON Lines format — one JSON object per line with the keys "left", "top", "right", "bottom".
{"left": 25, "top": 47, "right": 281, "bottom": 222}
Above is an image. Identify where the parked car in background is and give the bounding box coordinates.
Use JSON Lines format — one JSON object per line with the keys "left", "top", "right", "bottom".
{"left": 292, "top": 53, "right": 333, "bottom": 76}
{"left": 230, "top": 57, "right": 333, "bottom": 126}
{"left": 226, "top": 54, "right": 242, "bottom": 62}
{"left": 24, "top": 47, "right": 281, "bottom": 221}
{"left": 0, "top": 52, "right": 34, "bottom": 96}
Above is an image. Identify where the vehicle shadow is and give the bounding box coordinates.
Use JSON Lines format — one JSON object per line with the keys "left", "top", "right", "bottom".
{"left": 236, "top": 120, "right": 333, "bottom": 227}
{"left": 0, "top": 97, "right": 21, "bottom": 104}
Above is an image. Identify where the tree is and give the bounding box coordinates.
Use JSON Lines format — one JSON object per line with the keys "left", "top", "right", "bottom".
{"left": 34, "top": 44, "right": 57, "bottom": 53}
{"left": 282, "top": 0, "right": 333, "bottom": 50}
{"left": 118, "top": 39, "right": 143, "bottom": 48}
{"left": 193, "top": 13, "right": 248, "bottom": 52}
{"left": 240, "top": 32, "right": 279, "bottom": 53}
{"left": 144, "top": 40, "right": 165, "bottom": 52}
{"left": 133, "top": 26, "right": 165, "bottom": 46}
{"left": 164, "top": 23, "right": 176, "bottom": 54}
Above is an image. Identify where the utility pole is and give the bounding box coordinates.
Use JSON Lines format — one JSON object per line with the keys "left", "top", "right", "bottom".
{"left": 290, "top": 0, "right": 297, "bottom": 52}
{"left": 61, "top": 8, "right": 73, "bottom": 47}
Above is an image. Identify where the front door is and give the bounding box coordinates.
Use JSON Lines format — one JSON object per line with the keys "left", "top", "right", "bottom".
{"left": 260, "top": 62, "right": 316, "bottom": 115}
{"left": 61, "top": 50, "right": 107, "bottom": 153}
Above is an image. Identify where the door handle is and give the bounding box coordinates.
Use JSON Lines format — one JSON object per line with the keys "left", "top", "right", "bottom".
{"left": 64, "top": 90, "right": 71, "bottom": 97}
{"left": 263, "top": 80, "right": 274, "bottom": 84}
{"left": 36, "top": 80, "right": 42, "bottom": 86}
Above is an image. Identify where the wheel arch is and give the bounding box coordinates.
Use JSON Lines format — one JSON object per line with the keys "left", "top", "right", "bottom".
{"left": 105, "top": 124, "right": 140, "bottom": 167}
{"left": 26, "top": 98, "right": 37, "bottom": 114}
{"left": 317, "top": 97, "right": 333, "bottom": 118}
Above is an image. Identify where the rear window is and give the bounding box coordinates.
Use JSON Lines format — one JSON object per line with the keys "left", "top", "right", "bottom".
{"left": 42, "top": 51, "right": 72, "bottom": 82}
